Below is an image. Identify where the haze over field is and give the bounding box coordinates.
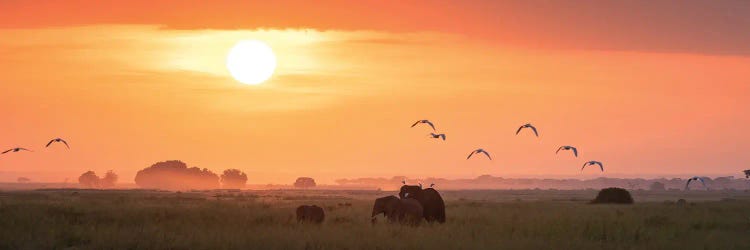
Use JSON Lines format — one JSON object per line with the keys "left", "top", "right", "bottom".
{"left": 2, "top": 1, "right": 750, "bottom": 185}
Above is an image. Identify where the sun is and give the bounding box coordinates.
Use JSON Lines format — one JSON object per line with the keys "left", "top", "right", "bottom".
{"left": 226, "top": 40, "right": 277, "bottom": 85}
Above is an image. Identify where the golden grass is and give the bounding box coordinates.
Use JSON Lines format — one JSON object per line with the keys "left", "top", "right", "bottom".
{"left": 1, "top": 189, "right": 749, "bottom": 249}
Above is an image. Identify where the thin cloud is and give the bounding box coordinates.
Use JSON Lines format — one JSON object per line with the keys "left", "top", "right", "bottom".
{"left": 2, "top": 0, "right": 750, "bottom": 55}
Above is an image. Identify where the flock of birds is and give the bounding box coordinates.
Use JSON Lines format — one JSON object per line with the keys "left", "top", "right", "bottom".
{"left": 411, "top": 119, "right": 602, "bottom": 171}
{"left": 0, "top": 128, "right": 715, "bottom": 191}
{"left": 1, "top": 138, "right": 70, "bottom": 154}
{"left": 411, "top": 119, "right": 709, "bottom": 190}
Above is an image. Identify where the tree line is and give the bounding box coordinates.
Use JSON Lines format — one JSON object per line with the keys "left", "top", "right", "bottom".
{"left": 75, "top": 160, "right": 318, "bottom": 190}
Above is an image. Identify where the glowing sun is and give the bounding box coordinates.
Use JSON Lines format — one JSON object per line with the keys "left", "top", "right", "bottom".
{"left": 226, "top": 40, "right": 277, "bottom": 85}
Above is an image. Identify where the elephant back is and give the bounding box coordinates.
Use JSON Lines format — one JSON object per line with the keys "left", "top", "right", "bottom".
{"left": 308, "top": 205, "right": 325, "bottom": 223}
{"left": 419, "top": 188, "right": 446, "bottom": 223}
{"left": 398, "top": 185, "right": 422, "bottom": 199}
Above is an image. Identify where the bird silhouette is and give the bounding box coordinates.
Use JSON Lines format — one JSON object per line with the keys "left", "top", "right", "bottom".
{"left": 581, "top": 161, "right": 604, "bottom": 172}
{"left": 685, "top": 176, "right": 707, "bottom": 191}
{"left": 2, "top": 148, "right": 32, "bottom": 154}
{"left": 429, "top": 133, "right": 446, "bottom": 141}
{"left": 467, "top": 148, "right": 492, "bottom": 160}
{"left": 516, "top": 123, "right": 539, "bottom": 137}
{"left": 46, "top": 138, "right": 70, "bottom": 149}
{"left": 411, "top": 120, "right": 436, "bottom": 131}
{"left": 556, "top": 146, "right": 578, "bottom": 157}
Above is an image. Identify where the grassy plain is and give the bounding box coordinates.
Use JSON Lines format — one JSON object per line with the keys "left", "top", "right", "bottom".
{"left": 1, "top": 189, "right": 749, "bottom": 249}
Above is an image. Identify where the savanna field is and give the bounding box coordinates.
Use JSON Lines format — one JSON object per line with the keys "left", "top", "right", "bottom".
{"left": 2, "top": 189, "right": 750, "bottom": 250}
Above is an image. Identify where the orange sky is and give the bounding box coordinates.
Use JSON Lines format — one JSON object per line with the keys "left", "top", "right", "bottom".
{"left": 1, "top": 1, "right": 749, "bottom": 184}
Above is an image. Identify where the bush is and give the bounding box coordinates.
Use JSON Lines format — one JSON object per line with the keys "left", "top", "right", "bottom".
{"left": 78, "top": 171, "right": 100, "bottom": 188}
{"left": 77, "top": 170, "right": 118, "bottom": 189}
{"left": 100, "top": 170, "right": 118, "bottom": 188}
{"left": 294, "top": 177, "right": 316, "bottom": 189}
{"left": 591, "top": 187, "right": 634, "bottom": 204}
{"left": 134, "top": 160, "right": 220, "bottom": 190}
{"left": 221, "top": 169, "right": 248, "bottom": 189}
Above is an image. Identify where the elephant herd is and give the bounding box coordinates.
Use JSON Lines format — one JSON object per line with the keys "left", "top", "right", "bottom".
{"left": 296, "top": 185, "right": 446, "bottom": 226}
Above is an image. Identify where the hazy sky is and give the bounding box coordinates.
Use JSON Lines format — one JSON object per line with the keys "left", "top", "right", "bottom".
{"left": 1, "top": 1, "right": 749, "bottom": 184}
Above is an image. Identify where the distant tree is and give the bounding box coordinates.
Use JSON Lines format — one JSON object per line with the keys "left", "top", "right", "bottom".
{"left": 221, "top": 169, "right": 248, "bottom": 189}
{"left": 744, "top": 170, "right": 750, "bottom": 179}
{"left": 78, "top": 171, "right": 100, "bottom": 188}
{"left": 17, "top": 177, "right": 31, "bottom": 183}
{"left": 591, "top": 187, "right": 634, "bottom": 204}
{"left": 100, "top": 170, "right": 119, "bottom": 188}
{"left": 134, "top": 160, "right": 220, "bottom": 190}
{"left": 649, "top": 182, "right": 666, "bottom": 191}
{"left": 294, "top": 177, "right": 316, "bottom": 189}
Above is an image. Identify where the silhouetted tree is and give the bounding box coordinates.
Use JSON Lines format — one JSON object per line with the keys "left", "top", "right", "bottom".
{"left": 78, "top": 171, "right": 100, "bottom": 188}
{"left": 744, "top": 170, "right": 750, "bottom": 178}
{"left": 100, "top": 170, "right": 118, "bottom": 188}
{"left": 17, "top": 177, "right": 30, "bottom": 183}
{"left": 294, "top": 177, "right": 316, "bottom": 189}
{"left": 134, "top": 160, "right": 219, "bottom": 190}
{"left": 649, "top": 182, "right": 665, "bottom": 191}
{"left": 221, "top": 169, "right": 248, "bottom": 189}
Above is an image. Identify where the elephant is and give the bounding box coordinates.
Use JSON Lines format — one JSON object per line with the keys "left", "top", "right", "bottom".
{"left": 372, "top": 196, "right": 401, "bottom": 223}
{"left": 399, "top": 185, "right": 446, "bottom": 223}
{"left": 371, "top": 196, "right": 423, "bottom": 226}
{"left": 296, "top": 205, "right": 325, "bottom": 224}
{"left": 398, "top": 198, "right": 424, "bottom": 225}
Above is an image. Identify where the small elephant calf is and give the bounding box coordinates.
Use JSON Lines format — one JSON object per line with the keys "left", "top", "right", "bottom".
{"left": 371, "top": 196, "right": 423, "bottom": 226}
{"left": 296, "top": 205, "right": 325, "bottom": 224}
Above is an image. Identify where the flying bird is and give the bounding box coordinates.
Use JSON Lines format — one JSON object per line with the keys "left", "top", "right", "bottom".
{"left": 556, "top": 146, "right": 578, "bottom": 157}
{"left": 581, "top": 161, "right": 604, "bottom": 172}
{"left": 411, "top": 120, "right": 436, "bottom": 131}
{"left": 685, "top": 176, "right": 707, "bottom": 191}
{"left": 429, "top": 133, "right": 446, "bottom": 141}
{"left": 467, "top": 148, "right": 492, "bottom": 160}
{"left": 516, "top": 123, "right": 539, "bottom": 137}
{"left": 2, "top": 148, "right": 32, "bottom": 154}
{"left": 46, "top": 138, "right": 70, "bottom": 149}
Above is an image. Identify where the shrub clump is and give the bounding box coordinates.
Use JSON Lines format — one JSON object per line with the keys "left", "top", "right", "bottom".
{"left": 134, "top": 160, "right": 219, "bottom": 190}
{"left": 591, "top": 187, "right": 634, "bottom": 204}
